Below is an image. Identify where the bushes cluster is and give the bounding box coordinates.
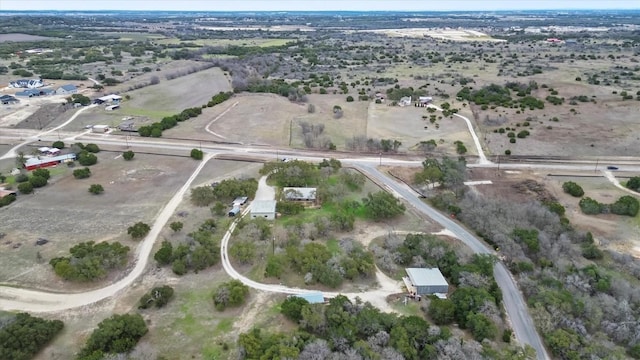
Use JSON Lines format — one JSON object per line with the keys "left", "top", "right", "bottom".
{"left": 73, "top": 167, "right": 91, "bottom": 179}
{"left": 138, "top": 285, "right": 175, "bottom": 309}
{"left": 562, "top": 181, "right": 584, "bottom": 197}
{"left": 154, "top": 226, "right": 220, "bottom": 275}
{"left": 0, "top": 313, "right": 64, "bottom": 360}
{"left": 579, "top": 195, "right": 639, "bottom": 216}
{"left": 138, "top": 106, "right": 203, "bottom": 137}
{"left": 213, "top": 279, "right": 249, "bottom": 311}
{"left": 77, "top": 314, "right": 147, "bottom": 360}
{"left": 626, "top": 176, "right": 640, "bottom": 191}
{"left": 190, "top": 178, "right": 258, "bottom": 206}
{"left": 49, "top": 241, "right": 130, "bottom": 281}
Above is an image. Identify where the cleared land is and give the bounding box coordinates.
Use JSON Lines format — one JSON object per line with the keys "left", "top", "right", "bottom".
{"left": 0, "top": 153, "right": 198, "bottom": 290}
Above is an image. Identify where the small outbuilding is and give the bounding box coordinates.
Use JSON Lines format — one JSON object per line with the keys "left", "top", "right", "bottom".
{"left": 404, "top": 268, "right": 449, "bottom": 297}
{"left": 290, "top": 292, "right": 326, "bottom": 304}
{"left": 251, "top": 200, "right": 277, "bottom": 220}
{"left": 232, "top": 196, "right": 249, "bottom": 207}
{"left": 228, "top": 206, "right": 241, "bottom": 217}
{"left": 0, "top": 95, "right": 19, "bottom": 104}
{"left": 92, "top": 125, "right": 109, "bottom": 133}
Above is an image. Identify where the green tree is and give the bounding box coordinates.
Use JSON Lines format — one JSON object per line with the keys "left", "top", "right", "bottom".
{"left": 610, "top": 195, "right": 639, "bottom": 216}
{"left": 281, "top": 296, "right": 310, "bottom": 322}
{"left": 154, "top": 241, "right": 173, "bottom": 265}
{"left": 626, "top": 176, "right": 640, "bottom": 191}
{"left": 29, "top": 175, "right": 47, "bottom": 188}
{"left": 362, "top": 191, "right": 406, "bottom": 221}
{"left": 122, "top": 150, "right": 135, "bottom": 161}
{"left": 139, "top": 285, "right": 174, "bottom": 309}
{"left": 264, "top": 254, "right": 285, "bottom": 278}
{"left": 73, "top": 167, "right": 91, "bottom": 179}
{"left": 88, "top": 184, "right": 104, "bottom": 195}
{"left": 229, "top": 241, "right": 256, "bottom": 264}
{"left": 213, "top": 280, "right": 250, "bottom": 311}
{"left": 84, "top": 143, "right": 100, "bottom": 153}
{"left": 0, "top": 313, "right": 64, "bottom": 360}
{"left": 127, "top": 222, "right": 151, "bottom": 239}
{"left": 466, "top": 313, "right": 497, "bottom": 341}
{"left": 211, "top": 201, "right": 226, "bottom": 216}
{"left": 191, "top": 186, "right": 216, "bottom": 206}
{"left": 78, "top": 152, "right": 98, "bottom": 166}
{"left": 428, "top": 298, "right": 456, "bottom": 325}
{"left": 17, "top": 182, "right": 33, "bottom": 194}
{"left": 77, "top": 314, "right": 148, "bottom": 359}
{"left": 562, "top": 181, "right": 584, "bottom": 197}
{"left": 190, "top": 148, "right": 203, "bottom": 160}
{"left": 169, "top": 221, "right": 183, "bottom": 232}
{"left": 579, "top": 197, "right": 604, "bottom": 215}
{"left": 49, "top": 241, "right": 129, "bottom": 281}
{"left": 32, "top": 168, "right": 50, "bottom": 180}
{"left": 51, "top": 141, "right": 65, "bottom": 149}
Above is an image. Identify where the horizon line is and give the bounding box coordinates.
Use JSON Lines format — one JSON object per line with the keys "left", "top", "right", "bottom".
{"left": 1, "top": 8, "right": 639, "bottom": 12}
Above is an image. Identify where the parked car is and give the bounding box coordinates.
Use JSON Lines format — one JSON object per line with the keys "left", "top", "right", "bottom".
{"left": 607, "top": 166, "right": 619, "bottom": 170}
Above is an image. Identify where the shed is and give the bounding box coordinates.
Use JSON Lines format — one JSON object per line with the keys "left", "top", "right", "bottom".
{"left": 283, "top": 187, "right": 317, "bottom": 202}
{"left": 251, "top": 200, "right": 277, "bottom": 220}
{"left": 56, "top": 84, "right": 78, "bottom": 95}
{"left": 92, "top": 125, "right": 109, "bottom": 133}
{"left": 0, "top": 95, "right": 19, "bottom": 104}
{"left": 404, "top": 268, "right": 449, "bottom": 296}
{"left": 232, "top": 196, "right": 248, "bottom": 207}
{"left": 290, "top": 292, "right": 326, "bottom": 304}
{"left": 228, "top": 206, "right": 241, "bottom": 217}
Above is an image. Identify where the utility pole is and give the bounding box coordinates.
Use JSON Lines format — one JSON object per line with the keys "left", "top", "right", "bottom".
{"left": 379, "top": 152, "right": 382, "bottom": 166}
{"left": 272, "top": 236, "right": 275, "bottom": 255}
{"left": 595, "top": 158, "right": 599, "bottom": 173}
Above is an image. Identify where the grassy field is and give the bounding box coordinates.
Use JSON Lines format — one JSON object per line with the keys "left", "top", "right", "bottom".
{"left": 123, "top": 67, "right": 232, "bottom": 117}
{"left": 0, "top": 152, "right": 199, "bottom": 290}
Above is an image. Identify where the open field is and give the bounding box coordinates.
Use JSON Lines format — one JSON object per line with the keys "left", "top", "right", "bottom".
{"left": 155, "top": 38, "right": 293, "bottom": 47}
{"left": 0, "top": 152, "right": 198, "bottom": 290}
{"left": 0, "top": 33, "right": 58, "bottom": 42}
{"left": 362, "top": 28, "right": 506, "bottom": 42}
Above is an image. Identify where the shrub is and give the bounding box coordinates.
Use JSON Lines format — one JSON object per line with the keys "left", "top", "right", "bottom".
{"left": 88, "top": 184, "right": 104, "bottom": 195}
{"left": 32, "top": 168, "right": 50, "bottom": 180}
{"left": 509, "top": 138, "right": 516, "bottom": 144}
{"left": 84, "top": 143, "right": 100, "bottom": 153}
{"left": 77, "top": 314, "right": 147, "bottom": 358}
{"left": 122, "top": 150, "right": 135, "bottom": 161}
{"left": 579, "top": 197, "right": 604, "bottom": 215}
{"left": 346, "top": 95, "right": 354, "bottom": 102}
{"left": 29, "top": 175, "right": 47, "bottom": 188}
{"left": 190, "top": 148, "right": 203, "bottom": 160}
{"left": 0, "top": 313, "right": 64, "bottom": 360}
{"left": 213, "top": 280, "right": 250, "bottom": 311}
{"left": 610, "top": 195, "right": 639, "bottom": 217}
{"left": 78, "top": 152, "right": 97, "bottom": 166}
{"left": 128, "top": 222, "right": 151, "bottom": 239}
{"left": 17, "top": 182, "right": 33, "bottom": 194}
{"left": 73, "top": 167, "right": 91, "bottom": 179}
{"left": 51, "top": 141, "right": 65, "bottom": 149}
{"left": 138, "top": 285, "right": 174, "bottom": 309}
{"left": 562, "top": 181, "right": 584, "bottom": 197}
{"left": 504, "top": 150, "right": 511, "bottom": 155}
{"left": 516, "top": 130, "right": 530, "bottom": 138}
{"left": 626, "top": 176, "right": 640, "bottom": 191}
{"left": 15, "top": 173, "right": 29, "bottom": 183}
{"left": 49, "top": 241, "right": 129, "bottom": 281}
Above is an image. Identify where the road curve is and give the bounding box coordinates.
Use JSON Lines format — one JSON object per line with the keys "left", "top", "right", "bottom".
{"left": 355, "top": 163, "right": 549, "bottom": 360}
{"left": 0, "top": 104, "right": 97, "bottom": 161}
{"left": 0, "top": 154, "right": 213, "bottom": 312}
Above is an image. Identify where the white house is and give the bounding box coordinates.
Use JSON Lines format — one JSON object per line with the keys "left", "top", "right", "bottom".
{"left": 403, "top": 268, "right": 449, "bottom": 297}
{"left": 56, "top": 84, "right": 78, "bottom": 95}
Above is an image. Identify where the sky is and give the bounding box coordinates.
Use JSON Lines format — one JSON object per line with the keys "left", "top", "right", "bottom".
{"left": 1, "top": 0, "right": 638, "bottom": 12}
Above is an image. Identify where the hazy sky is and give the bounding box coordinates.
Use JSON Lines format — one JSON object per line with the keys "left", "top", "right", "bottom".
{"left": 1, "top": 0, "right": 638, "bottom": 11}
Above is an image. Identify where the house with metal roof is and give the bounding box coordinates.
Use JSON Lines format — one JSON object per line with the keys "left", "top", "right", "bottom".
{"left": 251, "top": 200, "right": 277, "bottom": 220}
{"left": 403, "top": 268, "right": 449, "bottom": 297}
{"left": 56, "top": 84, "right": 78, "bottom": 95}
{"left": 0, "top": 94, "right": 19, "bottom": 104}
{"left": 283, "top": 187, "right": 317, "bottom": 202}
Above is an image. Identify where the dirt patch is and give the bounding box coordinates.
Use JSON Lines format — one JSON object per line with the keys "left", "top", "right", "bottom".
{"left": 14, "top": 103, "right": 74, "bottom": 130}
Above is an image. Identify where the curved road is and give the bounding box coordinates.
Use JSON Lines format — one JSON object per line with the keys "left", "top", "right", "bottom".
{"left": 0, "top": 154, "right": 213, "bottom": 312}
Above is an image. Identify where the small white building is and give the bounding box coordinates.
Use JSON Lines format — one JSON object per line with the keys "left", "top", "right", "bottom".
{"left": 399, "top": 96, "right": 412, "bottom": 107}
{"left": 251, "top": 200, "right": 277, "bottom": 220}
{"left": 92, "top": 125, "right": 109, "bottom": 133}
{"left": 283, "top": 187, "right": 317, "bottom": 202}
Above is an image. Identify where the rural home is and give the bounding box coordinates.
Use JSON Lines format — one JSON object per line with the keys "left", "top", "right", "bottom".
{"left": 9, "top": 78, "right": 43, "bottom": 89}
{"left": 56, "top": 84, "right": 78, "bottom": 95}
{"left": 250, "top": 200, "right": 277, "bottom": 220}
{"left": 25, "top": 153, "right": 76, "bottom": 171}
{"left": 283, "top": 187, "right": 317, "bottom": 203}
{"left": 0, "top": 95, "right": 19, "bottom": 104}
{"left": 15, "top": 88, "right": 54, "bottom": 97}
{"left": 403, "top": 268, "right": 449, "bottom": 297}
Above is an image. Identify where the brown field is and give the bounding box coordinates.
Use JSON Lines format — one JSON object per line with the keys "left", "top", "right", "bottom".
{"left": 0, "top": 153, "right": 198, "bottom": 290}
{"left": 0, "top": 33, "right": 57, "bottom": 42}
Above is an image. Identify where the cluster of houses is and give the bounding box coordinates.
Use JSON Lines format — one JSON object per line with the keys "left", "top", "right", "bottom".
{"left": 14, "top": 84, "right": 78, "bottom": 98}
{"left": 226, "top": 187, "right": 319, "bottom": 220}
{"left": 398, "top": 96, "right": 434, "bottom": 107}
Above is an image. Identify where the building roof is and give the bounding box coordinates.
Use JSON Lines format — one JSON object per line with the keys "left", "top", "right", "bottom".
{"left": 0, "top": 94, "right": 17, "bottom": 101}
{"left": 251, "top": 200, "right": 277, "bottom": 214}
{"left": 38, "top": 147, "right": 51, "bottom": 152}
{"left": 291, "top": 292, "right": 325, "bottom": 304}
{"left": 283, "top": 187, "right": 317, "bottom": 200}
{"left": 25, "top": 153, "right": 76, "bottom": 167}
{"left": 0, "top": 189, "right": 17, "bottom": 198}
{"left": 98, "top": 94, "right": 122, "bottom": 102}
{"left": 59, "top": 84, "right": 77, "bottom": 92}
{"left": 406, "top": 268, "right": 448, "bottom": 287}
{"left": 92, "top": 125, "right": 109, "bottom": 129}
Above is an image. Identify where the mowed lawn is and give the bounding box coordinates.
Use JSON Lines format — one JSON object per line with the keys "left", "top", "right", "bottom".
{"left": 122, "top": 67, "right": 232, "bottom": 120}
